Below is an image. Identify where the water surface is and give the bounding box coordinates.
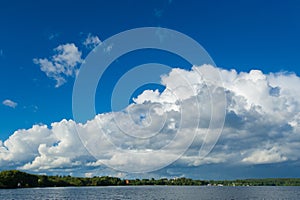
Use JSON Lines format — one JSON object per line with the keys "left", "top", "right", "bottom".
{"left": 1, "top": 186, "right": 299, "bottom": 200}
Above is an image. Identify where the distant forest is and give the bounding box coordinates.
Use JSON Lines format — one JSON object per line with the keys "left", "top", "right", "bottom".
{"left": 0, "top": 170, "right": 300, "bottom": 189}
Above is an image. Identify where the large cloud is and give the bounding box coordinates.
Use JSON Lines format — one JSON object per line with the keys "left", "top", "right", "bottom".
{"left": 0, "top": 65, "right": 300, "bottom": 175}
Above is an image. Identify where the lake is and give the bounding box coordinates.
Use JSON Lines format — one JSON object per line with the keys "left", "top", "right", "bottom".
{"left": 0, "top": 186, "right": 299, "bottom": 199}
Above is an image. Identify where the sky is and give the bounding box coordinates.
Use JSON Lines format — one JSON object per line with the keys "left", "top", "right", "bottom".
{"left": 0, "top": 0, "right": 300, "bottom": 179}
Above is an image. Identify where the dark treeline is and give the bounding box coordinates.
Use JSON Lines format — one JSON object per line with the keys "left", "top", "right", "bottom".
{"left": 1, "top": 170, "right": 300, "bottom": 189}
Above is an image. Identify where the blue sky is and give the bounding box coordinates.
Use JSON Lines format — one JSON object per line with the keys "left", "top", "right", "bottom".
{"left": 1, "top": 0, "right": 300, "bottom": 179}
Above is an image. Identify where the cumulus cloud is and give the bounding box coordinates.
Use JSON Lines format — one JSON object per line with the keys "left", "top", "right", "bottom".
{"left": 2, "top": 99, "right": 18, "bottom": 108}
{"left": 83, "top": 33, "right": 101, "bottom": 49}
{"left": 0, "top": 121, "right": 93, "bottom": 172}
{"left": 1, "top": 65, "right": 300, "bottom": 175}
{"left": 33, "top": 43, "right": 83, "bottom": 87}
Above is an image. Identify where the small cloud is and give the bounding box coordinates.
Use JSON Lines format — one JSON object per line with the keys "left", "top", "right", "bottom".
{"left": 154, "top": 9, "right": 164, "bottom": 18}
{"left": 83, "top": 33, "right": 101, "bottom": 49}
{"left": 33, "top": 43, "right": 83, "bottom": 88}
{"left": 0, "top": 49, "right": 3, "bottom": 57}
{"left": 3, "top": 99, "right": 18, "bottom": 108}
{"left": 23, "top": 105, "right": 39, "bottom": 113}
{"left": 84, "top": 172, "right": 93, "bottom": 178}
{"left": 48, "top": 33, "right": 59, "bottom": 40}
{"left": 33, "top": 105, "right": 39, "bottom": 112}
{"left": 104, "top": 43, "right": 113, "bottom": 53}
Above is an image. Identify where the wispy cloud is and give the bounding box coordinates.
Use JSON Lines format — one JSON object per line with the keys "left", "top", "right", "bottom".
{"left": 154, "top": 9, "right": 164, "bottom": 18}
{"left": 2, "top": 99, "right": 18, "bottom": 108}
{"left": 33, "top": 43, "right": 83, "bottom": 87}
{"left": 83, "top": 33, "right": 101, "bottom": 49}
{"left": 48, "top": 33, "right": 59, "bottom": 40}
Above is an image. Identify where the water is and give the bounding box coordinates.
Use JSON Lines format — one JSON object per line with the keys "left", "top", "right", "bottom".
{"left": 0, "top": 186, "right": 299, "bottom": 200}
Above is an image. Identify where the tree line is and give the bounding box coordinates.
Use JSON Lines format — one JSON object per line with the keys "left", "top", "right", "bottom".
{"left": 0, "top": 170, "right": 300, "bottom": 189}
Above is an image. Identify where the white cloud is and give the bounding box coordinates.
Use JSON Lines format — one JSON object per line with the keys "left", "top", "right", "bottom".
{"left": 0, "top": 125, "right": 55, "bottom": 164}
{"left": 85, "top": 172, "right": 93, "bottom": 178}
{"left": 2, "top": 99, "right": 18, "bottom": 108}
{"left": 83, "top": 33, "right": 101, "bottom": 49}
{"left": 33, "top": 43, "right": 83, "bottom": 87}
{"left": 19, "top": 120, "right": 92, "bottom": 171}
{"left": 1, "top": 65, "right": 300, "bottom": 175}
{"left": 242, "top": 146, "right": 288, "bottom": 164}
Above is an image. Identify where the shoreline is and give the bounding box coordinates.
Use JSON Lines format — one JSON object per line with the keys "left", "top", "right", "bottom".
{"left": 1, "top": 170, "right": 300, "bottom": 189}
